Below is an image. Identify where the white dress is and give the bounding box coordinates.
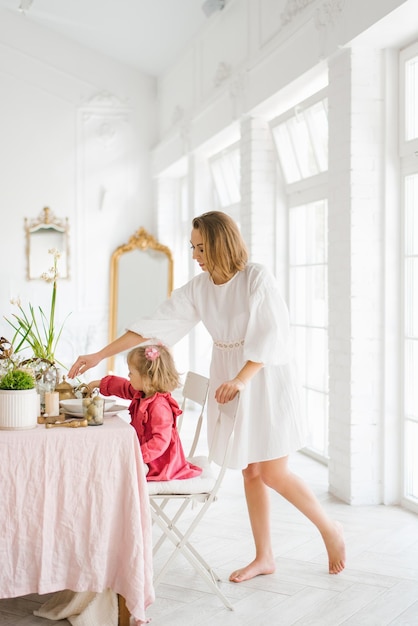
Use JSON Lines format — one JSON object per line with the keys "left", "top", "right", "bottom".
{"left": 129, "top": 263, "right": 307, "bottom": 469}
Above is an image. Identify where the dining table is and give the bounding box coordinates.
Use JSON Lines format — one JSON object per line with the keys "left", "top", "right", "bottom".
{"left": 0, "top": 413, "right": 155, "bottom": 625}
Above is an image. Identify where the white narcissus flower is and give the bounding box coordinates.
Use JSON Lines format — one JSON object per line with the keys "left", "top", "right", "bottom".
{"left": 4, "top": 249, "right": 70, "bottom": 364}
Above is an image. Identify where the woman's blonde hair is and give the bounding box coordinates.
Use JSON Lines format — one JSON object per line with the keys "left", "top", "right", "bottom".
{"left": 127, "top": 344, "right": 180, "bottom": 395}
{"left": 192, "top": 211, "right": 248, "bottom": 282}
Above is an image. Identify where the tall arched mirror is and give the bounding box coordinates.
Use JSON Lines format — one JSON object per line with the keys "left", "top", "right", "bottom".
{"left": 108, "top": 227, "right": 174, "bottom": 373}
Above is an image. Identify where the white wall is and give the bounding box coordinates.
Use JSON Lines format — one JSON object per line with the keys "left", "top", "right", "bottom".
{"left": 153, "top": 0, "right": 411, "bottom": 172}
{"left": 0, "top": 8, "right": 157, "bottom": 375}
{"left": 0, "top": 0, "right": 416, "bottom": 505}
{"left": 152, "top": 0, "right": 417, "bottom": 505}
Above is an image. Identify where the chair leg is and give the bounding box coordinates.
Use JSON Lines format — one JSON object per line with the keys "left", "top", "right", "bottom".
{"left": 152, "top": 498, "right": 190, "bottom": 556}
{"left": 151, "top": 500, "right": 218, "bottom": 578}
{"left": 151, "top": 505, "right": 233, "bottom": 610}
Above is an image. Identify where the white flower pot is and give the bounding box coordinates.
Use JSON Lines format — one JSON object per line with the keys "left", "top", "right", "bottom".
{"left": 0, "top": 389, "right": 39, "bottom": 430}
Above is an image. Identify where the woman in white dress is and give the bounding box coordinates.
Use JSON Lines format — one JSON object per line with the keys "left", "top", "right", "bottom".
{"left": 69, "top": 211, "right": 345, "bottom": 580}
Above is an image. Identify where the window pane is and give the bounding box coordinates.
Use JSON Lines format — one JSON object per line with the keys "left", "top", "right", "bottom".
{"left": 312, "top": 200, "right": 328, "bottom": 263}
{"left": 211, "top": 160, "right": 232, "bottom": 206}
{"left": 405, "top": 419, "right": 418, "bottom": 501}
{"left": 306, "top": 327, "right": 328, "bottom": 390}
{"left": 290, "top": 266, "right": 327, "bottom": 327}
{"left": 289, "top": 199, "right": 329, "bottom": 460}
{"left": 289, "top": 201, "right": 327, "bottom": 265}
{"left": 405, "top": 339, "right": 418, "bottom": 419}
{"left": 292, "top": 326, "right": 307, "bottom": 383}
{"left": 289, "top": 266, "right": 307, "bottom": 325}
{"left": 405, "top": 173, "right": 418, "bottom": 255}
{"left": 405, "top": 55, "right": 418, "bottom": 141}
{"left": 272, "top": 123, "right": 301, "bottom": 183}
{"left": 217, "top": 149, "right": 240, "bottom": 204}
{"left": 289, "top": 205, "right": 307, "bottom": 265}
{"left": 308, "top": 265, "right": 328, "bottom": 326}
{"left": 306, "top": 389, "right": 329, "bottom": 456}
{"left": 209, "top": 146, "right": 240, "bottom": 208}
{"left": 286, "top": 115, "right": 318, "bottom": 178}
{"left": 405, "top": 258, "right": 418, "bottom": 338}
{"left": 403, "top": 169, "right": 418, "bottom": 504}
{"left": 305, "top": 100, "right": 328, "bottom": 172}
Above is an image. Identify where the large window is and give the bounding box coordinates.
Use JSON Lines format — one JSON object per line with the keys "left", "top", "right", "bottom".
{"left": 271, "top": 94, "right": 328, "bottom": 185}
{"left": 401, "top": 42, "right": 418, "bottom": 510}
{"left": 404, "top": 172, "right": 418, "bottom": 505}
{"left": 209, "top": 143, "right": 240, "bottom": 210}
{"left": 271, "top": 89, "right": 329, "bottom": 461}
{"left": 289, "top": 200, "right": 329, "bottom": 458}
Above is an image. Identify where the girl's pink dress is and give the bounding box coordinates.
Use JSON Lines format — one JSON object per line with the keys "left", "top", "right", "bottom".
{"left": 100, "top": 375, "right": 202, "bottom": 481}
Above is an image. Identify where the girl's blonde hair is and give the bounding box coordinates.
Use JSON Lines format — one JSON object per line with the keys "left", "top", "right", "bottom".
{"left": 192, "top": 211, "right": 248, "bottom": 282}
{"left": 127, "top": 344, "right": 180, "bottom": 395}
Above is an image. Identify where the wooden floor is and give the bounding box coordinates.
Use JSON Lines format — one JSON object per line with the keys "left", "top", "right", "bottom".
{"left": 1, "top": 451, "right": 418, "bottom": 625}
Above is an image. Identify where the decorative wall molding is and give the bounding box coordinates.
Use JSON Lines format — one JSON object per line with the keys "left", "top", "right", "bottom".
{"left": 79, "top": 91, "right": 131, "bottom": 147}
{"left": 170, "top": 105, "right": 191, "bottom": 152}
{"left": 82, "top": 90, "right": 129, "bottom": 110}
{"left": 171, "top": 105, "right": 185, "bottom": 126}
{"left": 214, "top": 61, "right": 232, "bottom": 88}
{"left": 280, "top": 0, "right": 316, "bottom": 27}
{"left": 279, "top": 0, "right": 345, "bottom": 34}
{"left": 76, "top": 89, "right": 135, "bottom": 307}
{"left": 315, "top": 0, "right": 345, "bottom": 29}
{"left": 229, "top": 69, "right": 248, "bottom": 119}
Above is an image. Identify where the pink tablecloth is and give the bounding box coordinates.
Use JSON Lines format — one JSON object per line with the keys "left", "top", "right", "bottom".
{"left": 0, "top": 416, "right": 154, "bottom": 623}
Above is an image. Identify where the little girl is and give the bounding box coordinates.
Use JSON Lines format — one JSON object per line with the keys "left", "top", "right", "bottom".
{"left": 87, "top": 344, "right": 202, "bottom": 481}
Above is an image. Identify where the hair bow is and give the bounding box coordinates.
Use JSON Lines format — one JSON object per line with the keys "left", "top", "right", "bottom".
{"left": 145, "top": 346, "right": 160, "bottom": 361}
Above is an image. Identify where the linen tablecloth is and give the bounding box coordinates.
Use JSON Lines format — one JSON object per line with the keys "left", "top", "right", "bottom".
{"left": 0, "top": 416, "right": 154, "bottom": 623}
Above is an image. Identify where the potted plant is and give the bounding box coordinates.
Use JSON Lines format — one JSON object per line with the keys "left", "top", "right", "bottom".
{"left": 4, "top": 248, "right": 70, "bottom": 410}
{"left": 0, "top": 366, "right": 39, "bottom": 430}
{"left": 4, "top": 248, "right": 68, "bottom": 364}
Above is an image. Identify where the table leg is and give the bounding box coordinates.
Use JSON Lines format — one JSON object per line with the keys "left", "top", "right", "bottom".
{"left": 118, "top": 594, "right": 131, "bottom": 626}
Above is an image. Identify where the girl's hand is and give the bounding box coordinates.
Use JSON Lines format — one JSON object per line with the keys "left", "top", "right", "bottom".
{"left": 215, "top": 377, "right": 245, "bottom": 404}
{"left": 86, "top": 380, "right": 101, "bottom": 395}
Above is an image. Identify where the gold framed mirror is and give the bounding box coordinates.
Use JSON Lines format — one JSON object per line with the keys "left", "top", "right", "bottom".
{"left": 25, "top": 207, "right": 69, "bottom": 280}
{"left": 108, "top": 227, "right": 174, "bottom": 373}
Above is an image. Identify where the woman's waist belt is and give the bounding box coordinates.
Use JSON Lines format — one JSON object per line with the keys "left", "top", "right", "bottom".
{"left": 213, "top": 339, "right": 244, "bottom": 350}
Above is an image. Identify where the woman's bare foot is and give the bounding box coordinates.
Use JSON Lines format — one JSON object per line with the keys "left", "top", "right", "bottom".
{"left": 229, "top": 557, "right": 276, "bottom": 583}
{"left": 323, "top": 521, "right": 346, "bottom": 574}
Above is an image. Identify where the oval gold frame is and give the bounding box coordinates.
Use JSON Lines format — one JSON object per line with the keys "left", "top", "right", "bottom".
{"left": 108, "top": 227, "right": 174, "bottom": 372}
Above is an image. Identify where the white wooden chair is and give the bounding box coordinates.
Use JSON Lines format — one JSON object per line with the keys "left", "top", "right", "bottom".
{"left": 177, "top": 370, "right": 209, "bottom": 458}
{"left": 148, "top": 373, "right": 239, "bottom": 610}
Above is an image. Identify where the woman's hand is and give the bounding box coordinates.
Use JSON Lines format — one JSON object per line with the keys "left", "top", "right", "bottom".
{"left": 215, "top": 377, "right": 245, "bottom": 404}
{"left": 68, "top": 353, "right": 101, "bottom": 379}
{"left": 68, "top": 332, "right": 147, "bottom": 380}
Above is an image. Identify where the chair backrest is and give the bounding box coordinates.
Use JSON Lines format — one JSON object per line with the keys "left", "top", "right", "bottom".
{"left": 178, "top": 371, "right": 209, "bottom": 458}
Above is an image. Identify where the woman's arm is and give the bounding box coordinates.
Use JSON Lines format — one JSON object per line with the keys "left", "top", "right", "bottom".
{"left": 68, "top": 331, "right": 148, "bottom": 379}
{"left": 215, "top": 360, "right": 263, "bottom": 404}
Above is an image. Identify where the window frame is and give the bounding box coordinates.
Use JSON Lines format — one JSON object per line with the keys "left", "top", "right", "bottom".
{"left": 400, "top": 40, "right": 418, "bottom": 514}
{"left": 270, "top": 87, "right": 328, "bottom": 187}
{"left": 399, "top": 41, "right": 418, "bottom": 158}
{"left": 270, "top": 87, "right": 330, "bottom": 463}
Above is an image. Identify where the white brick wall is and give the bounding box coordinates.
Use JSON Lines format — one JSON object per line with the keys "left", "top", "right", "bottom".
{"left": 328, "top": 47, "right": 384, "bottom": 504}
{"left": 240, "top": 116, "right": 277, "bottom": 272}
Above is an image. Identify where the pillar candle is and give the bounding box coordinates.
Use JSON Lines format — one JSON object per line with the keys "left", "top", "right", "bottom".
{"left": 44, "top": 391, "right": 60, "bottom": 416}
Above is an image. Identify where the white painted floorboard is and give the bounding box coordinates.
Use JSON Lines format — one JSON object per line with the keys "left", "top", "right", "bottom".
{"left": 2, "top": 451, "right": 418, "bottom": 625}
